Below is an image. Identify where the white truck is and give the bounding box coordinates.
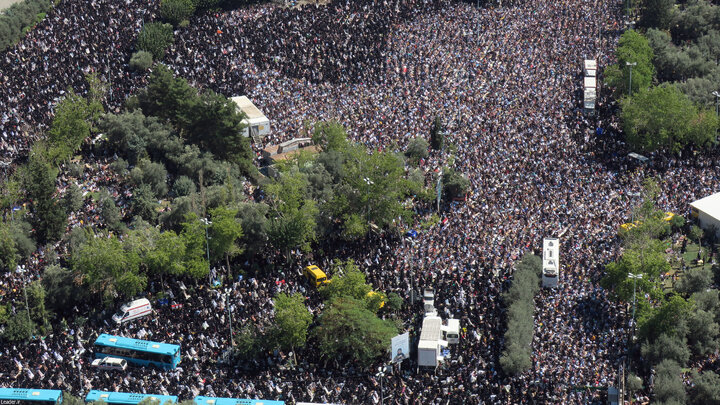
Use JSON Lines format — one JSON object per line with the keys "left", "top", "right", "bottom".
{"left": 423, "top": 288, "right": 436, "bottom": 316}
{"left": 417, "top": 316, "right": 447, "bottom": 368}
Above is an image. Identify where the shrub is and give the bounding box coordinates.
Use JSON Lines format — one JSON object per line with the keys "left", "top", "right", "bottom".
{"left": 172, "top": 175, "right": 196, "bottom": 197}
{"left": 136, "top": 22, "right": 174, "bottom": 60}
{"left": 160, "top": 0, "right": 195, "bottom": 27}
{"left": 129, "top": 50, "right": 153, "bottom": 71}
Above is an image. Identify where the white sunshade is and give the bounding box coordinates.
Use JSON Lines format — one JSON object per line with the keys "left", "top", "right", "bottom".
{"left": 691, "top": 192, "right": 720, "bottom": 222}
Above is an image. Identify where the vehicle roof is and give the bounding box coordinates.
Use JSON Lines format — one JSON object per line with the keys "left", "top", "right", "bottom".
{"left": 85, "top": 391, "right": 177, "bottom": 405}
{"left": 0, "top": 388, "right": 62, "bottom": 401}
{"left": 121, "top": 298, "right": 151, "bottom": 310}
{"left": 94, "top": 334, "right": 180, "bottom": 356}
{"left": 194, "top": 396, "right": 285, "bottom": 405}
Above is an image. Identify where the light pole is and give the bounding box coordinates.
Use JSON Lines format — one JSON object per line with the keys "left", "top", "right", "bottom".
{"left": 375, "top": 364, "right": 391, "bottom": 405}
{"left": 201, "top": 218, "right": 212, "bottom": 285}
{"left": 628, "top": 273, "right": 643, "bottom": 343}
{"left": 626, "top": 62, "right": 637, "bottom": 96}
{"left": 225, "top": 288, "right": 235, "bottom": 346}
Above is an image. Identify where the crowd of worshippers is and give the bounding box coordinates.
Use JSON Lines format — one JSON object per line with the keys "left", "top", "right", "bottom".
{"left": 2, "top": 0, "right": 720, "bottom": 404}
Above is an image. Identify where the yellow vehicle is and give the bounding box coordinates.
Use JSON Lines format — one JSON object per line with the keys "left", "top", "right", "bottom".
{"left": 304, "top": 265, "right": 329, "bottom": 287}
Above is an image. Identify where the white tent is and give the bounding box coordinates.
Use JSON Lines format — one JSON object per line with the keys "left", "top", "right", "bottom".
{"left": 690, "top": 192, "right": 720, "bottom": 238}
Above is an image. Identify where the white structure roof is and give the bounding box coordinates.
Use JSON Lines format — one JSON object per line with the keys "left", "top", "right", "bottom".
{"left": 231, "top": 96, "right": 266, "bottom": 120}
{"left": 691, "top": 192, "right": 720, "bottom": 221}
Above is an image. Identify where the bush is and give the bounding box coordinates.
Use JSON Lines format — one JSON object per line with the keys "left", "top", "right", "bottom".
{"left": 129, "top": 51, "right": 153, "bottom": 71}
{"left": 136, "top": 22, "right": 174, "bottom": 60}
{"left": 499, "top": 255, "right": 541, "bottom": 375}
{"left": 160, "top": 0, "right": 195, "bottom": 27}
{"left": 172, "top": 175, "right": 196, "bottom": 197}
{"left": 405, "top": 137, "right": 429, "bottom": 164}
{"left": 2, "top": 310, "right": 34, "bottom": 342}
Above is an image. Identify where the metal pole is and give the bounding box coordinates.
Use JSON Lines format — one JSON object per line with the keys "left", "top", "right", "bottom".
{"left": 204, "top": 220, "right": 211, "bottom": 285}
{"left": 628, "top": 64, "right": 633, "bottom": 96}
{"left": 226, "top": 291, "right": 235, "bottom": 346}
{"left": 379, "top": 372, "right": 384, "bottom": 405}
{"left": 23, "top": 274, "right": 31, "bottom": 336}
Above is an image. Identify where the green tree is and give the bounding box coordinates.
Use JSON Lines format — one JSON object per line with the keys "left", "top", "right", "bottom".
{"left": 266, "top": 169, "right": 318, "bottom": 259}
{"left": 687, "top": 307, "right": 719, "bottom": 356}
{"left": 640, "top": 0, "right": 675, "bottom": 30}
{"left": 319, "top": 260, "right": 373, "bottom": 304}
{"left": 273, "top": 293, "right": 312, "bottom": 352}
{"left": 179, "top": 213, "right": 210, "bottom": 279}
{"left": 313, "top": 297, "right": 397, "bottom": 365}
{"left": 232, "top": 324, "right": 265, "bottom": 361}
{"left": 689, "top": 225, "right": 704, "bottom": 248}
{"left": 138, "top": 65, "right": 197, "bottom": 125}
{"left": 443, "top": 167, "right": 470, "bottom": 200}
{"left": 676, "top": 267, "right": 713, "bottom": 295}
{"left": 72, "top": 233, "right": 146, "bottom": 305}
{"left": 172, "top": 175, "right": 196, "bottom": 197}
{"left": 604, "top": 30, "right": 655, "bottom": 97}
{"left": 2, "top": 309, "right": 34, "bottom": 342}
{"left": 99, "top": 192, "right": 123, "bottom": 232}
{"left": 500, "top": 255, "right": 541, "bottom": 375}
{"left": 621, "top": 84, "right": 718, "bottom": 153}
{"left": 430, "top": 116, "right": 443, "bottom": 150}
{"left": 129, "top": 50, "right": 154, "bottom": 71}
{"left": 143, "top": 229, "right": 187, "bottom": 280}
{"left": 62, "top": 394, "right": 85, "bottom": 405}
{"left": 137, "top": 22, "right": 174, "bottom": 60}
{"left": 689, "top": 370, "right": 720, "bottom": 405}
{"left": 626, "top": 372, "right": 644, "bottom": 396}
{"left": 130, "top": 159, "right": 168, "bottom": 198}
{"left": 0, "top": 220, "right": 18, "bottom": 272}
{"left": 236, "top": 202, "right": 269, "bottom": 257}
{"left": 46, "top": 89, "right": 92, "bottom": 164}
{"left": 160, "top": 0, "right": 195, "bottom": 27}
{"left": 184, "top": 90, "right": 253, "bottom": 170}
{"left": 209, "top": 205, "right": 244, "bottom": 273}
{"left": 42, "top": 264, "right": 89, "bottom": 313}
{"left": 404, "top": 137, "right": 429, "bottom": 164}
{"left": 23, "top": 144, "right": 66, "bottom": 244}
{"left": 26, "top": 280, "right": 50, "bottom": 334}
{"left": 641, "top": 333, "right": 690, "bottom": 366}
{"left": 132, "top": 184, "right": 159, "bottom": 223}
{"left": 639, "top": 294, "right": 692, "bottom": 341}
{"left": 312, "top": 120, "right": 350, "bottom": 153}
{"left": 63, "top": 183, "right": 83, "bottom": 214}
{"left": 654, "top": 359, "right": 686, "bottom": 405}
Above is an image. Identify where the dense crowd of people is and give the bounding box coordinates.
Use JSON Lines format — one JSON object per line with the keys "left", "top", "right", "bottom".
{"left": 2, "top": 0, "right": 720, "bottom": 403}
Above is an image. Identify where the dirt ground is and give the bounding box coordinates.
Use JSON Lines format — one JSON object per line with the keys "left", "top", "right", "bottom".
{"left": 0, "top": 0, "right": 24, "bottom": 12}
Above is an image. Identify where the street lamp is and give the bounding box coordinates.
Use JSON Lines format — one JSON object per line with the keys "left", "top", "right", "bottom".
{"left": 225, "top": 288, "right": 235, "bottom": 346}
{"left": 200, "top": 218, "right": 212, "bottom": 285}
{"left": 375, "top": 364, "right": 391, "bottom": 405}
{"left": 363, "top": 177, "right": 373, "bottom": 222}
{"left": 626, "top": 62, "right": 637, "bottom": 97}
{"left": 628, "top": 273, "right": 643, "bottom": 342}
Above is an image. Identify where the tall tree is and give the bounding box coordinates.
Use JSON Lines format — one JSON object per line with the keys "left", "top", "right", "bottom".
{"left": 23, "top": 144, "right": 66, "bottom": 244}
{"left": 621, "top": 84, "right": 718, "bottom": 152}
{"left": 313, "top": 297, "right": 397, "bottom": 365}
{"left": 640, "top": 0, "right": 675, "bottom": 30}
{"left": 72, "top": 233, "right": 146, "bottom": 305}
{"left": 266, "top": 169, "right": 318, "bottom": 259}
{"left": 604, "top": 30, "right": 655, "bottom": 97}
{"left": 46, "top": 89, "right": 93, "bottom": 164}
{"left": 272, "top": 293, "right": 313, "bottom": 354}
{"left": 209, "top": 206, "right": 244, "bottom": 274}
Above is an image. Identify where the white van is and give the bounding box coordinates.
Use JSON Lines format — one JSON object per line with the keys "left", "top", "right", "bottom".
{"left": 443, "top": 318, "right": 460, "bottom": 344}
{"left": 112, "top": 298, "right": 152, "bottom": 324}
{"left": 91, "top": 356, "right": 128, "bottom": 371}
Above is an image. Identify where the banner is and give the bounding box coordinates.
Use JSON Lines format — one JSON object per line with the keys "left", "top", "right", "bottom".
{"left": 391, "top": 332, "right": 410, "bottom": 363}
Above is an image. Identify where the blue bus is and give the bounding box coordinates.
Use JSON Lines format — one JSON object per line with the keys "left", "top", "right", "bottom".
{"left": 0, "top": 388, "right": 63, "bottom": 405}
{"left": 94, "top": 334, "right": 181, "bottom": 370}
{"left": 85, "top": 391, "right": 177, "bottom": 405}
{"left": 193, "top": 397, "right": 285, "bottom": 405}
